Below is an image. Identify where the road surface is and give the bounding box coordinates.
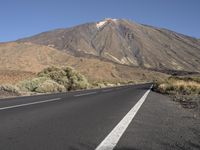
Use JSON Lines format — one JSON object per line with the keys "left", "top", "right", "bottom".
{"left": 0, "top": 83, "right": 199, "bottom": 150}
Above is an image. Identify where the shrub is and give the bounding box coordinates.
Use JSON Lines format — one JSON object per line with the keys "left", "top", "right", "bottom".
{"left": 17, "top": 66, "right": 90, "bottom": 93}
{"left": 69, "top": 73, "right": 89, "bottom": 90}
{"left": 17, "top": 77, "right": 49, "bottom": 92}
{"left": 38, "top": 66, "right": 63, "bottom": 76}
{"left": 0, "top": 84, "right": 20, "bottom": 94}
{"left": 154, "top": 76, "right": 200, "bottom": 95}
{"left": 92, "top": 82, "right": 106, "bottom": 88}
{"left": 38, "top": 66, "right": 89, "bottom": 90}
{"left": 91, "top": 81, "right": 116, "bottom": 88}
{"left": 35, "top": 80, "right": 66, "bottom": 93}
{"left": 128, "top": 80, "right": 135, "bottom": 84}
{"left": 38, "top": 67, "right": 70, "bottom": 89}
{"left": 17, "top": 67, "right": 89, "bottom": 93}
{"left": 38, "top": 67, "right": 67, "bottom": 80}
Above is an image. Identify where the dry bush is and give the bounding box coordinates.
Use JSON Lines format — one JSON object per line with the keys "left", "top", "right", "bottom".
{"left": 17, "top": 77, "right": 50, "bottom": 92}
{"left": 154, "top": 76, "right": 200, "bottom": 95}
{"left": 35, "top": 80, "right": 66, "bottom": 93}
{"left": 0, "top": 84, "right": 20, "bottom": 93}
{"left": 154, "top": 76, "right": 200, "bottom": 111}
{"left": 38, "top": 66, "right": 89, "bottom": 90}
{"left": 16, "top": 66, "right": 89, "bottom": 93}
{"left": 0, "top": 84, "right": 21, "bottom": 97}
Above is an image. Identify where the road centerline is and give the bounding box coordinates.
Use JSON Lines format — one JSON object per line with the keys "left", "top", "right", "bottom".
{"left": 74, "top": 91, "right": 97, "bottom": 97}
{"left": 0, "top": 98, "right": 61, "bottom": 111}
{"left": 95, "top": 85, "right": 153, "bottom": 150}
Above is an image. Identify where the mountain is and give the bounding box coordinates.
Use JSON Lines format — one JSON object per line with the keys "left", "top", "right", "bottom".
{"left": 0, "top": 42, "right": 167, "bottom": 84}
{"left": 1, "top": 18, "right": 200, "bottom": 84}
{"left": 19, "top": 18, "right": 200, "bottom": 72}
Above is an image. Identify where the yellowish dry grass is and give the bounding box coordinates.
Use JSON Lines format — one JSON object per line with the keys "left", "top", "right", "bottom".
{"left": 174, "top": 80, "right": 200, "bottom": 88}
{"left": 155, "top": 76, "right": 200, "bottom": 95}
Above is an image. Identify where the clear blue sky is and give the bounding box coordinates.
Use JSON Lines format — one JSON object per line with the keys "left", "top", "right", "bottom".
{"left": 0, "top": 0, "right": 200, "bottom": 42}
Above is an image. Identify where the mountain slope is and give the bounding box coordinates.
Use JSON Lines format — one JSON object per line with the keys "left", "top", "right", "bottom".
{"left": 19, "top": 18, "right": 200, "bottom": 72}
{"left": 0, "top": 42, "right": 167, "bottom": 84}
{"left": 0, "top": 42, "right": 71, "bottom": 72}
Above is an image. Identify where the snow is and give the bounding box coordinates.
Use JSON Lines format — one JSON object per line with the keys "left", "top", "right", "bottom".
{"left": 112, "top": 19, "right": 118, "bottom": 22}
{"left": 96, "top": 18, "right": 118, "bottom": 29}
{"left": 96, "top": 20, "right": 107, "bottom": 29}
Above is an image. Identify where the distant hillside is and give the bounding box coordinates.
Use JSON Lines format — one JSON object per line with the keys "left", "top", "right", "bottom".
{"left": 0, "top": 42, "right": 167, "bottom": 84}
{"left": 19, "top": 18, "right": 200, "bottom": 72}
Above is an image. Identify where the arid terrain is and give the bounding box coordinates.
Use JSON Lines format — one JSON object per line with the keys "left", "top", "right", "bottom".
{"left": 0, "top": 18, "right": 200, "bottom": 96}
{"left": 19, "top": 18, "right": 200, "bottom": 72}
{"left": 0, "top": 41, "right": 168, "bottom": 85}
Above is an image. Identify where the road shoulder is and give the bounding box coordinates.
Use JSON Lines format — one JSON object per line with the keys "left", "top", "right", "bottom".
{"left": 115, "top": 92, "right": 200, "bottom": 150}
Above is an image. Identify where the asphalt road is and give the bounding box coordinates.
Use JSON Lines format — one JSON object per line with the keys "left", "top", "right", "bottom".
{"left": 0, "top": 83, "right": 199, "bottom": 150}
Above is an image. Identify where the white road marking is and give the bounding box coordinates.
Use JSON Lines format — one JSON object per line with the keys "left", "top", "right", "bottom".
{"left": 95, "top": 85, "right": 153, "bottom": 150}
{"left": 0, "top": 98, "right": 61, "bottom": 111}
{"left": 74, "top": 91, "right": 97, "bottom": 97}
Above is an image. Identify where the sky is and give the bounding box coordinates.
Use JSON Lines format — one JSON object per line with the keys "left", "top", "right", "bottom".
{"left": 0, "top": 0, "right": 200, "bottom": 42}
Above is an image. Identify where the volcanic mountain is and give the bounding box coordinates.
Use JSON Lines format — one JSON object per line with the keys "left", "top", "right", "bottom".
{"left": 0, "top": 42, "right": 167, "bottom": 84}
{"left": 19, "top": 18, "right": 200, "bottom": 72}
{"left": 0, "top": 18, "right": 200, "bottom": 84}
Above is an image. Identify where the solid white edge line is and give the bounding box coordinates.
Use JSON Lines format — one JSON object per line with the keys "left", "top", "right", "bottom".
{"left": 95, "top": 85, "right": 153, "bottom": 150}
{"left": 0, "top": 98, "right": 61, "bottom": 111}
{"left": 74, "top": 92, "right": 97, "bottom": 97}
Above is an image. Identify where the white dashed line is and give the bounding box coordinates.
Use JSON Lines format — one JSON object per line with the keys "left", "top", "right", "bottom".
{"left": 74, "top": 92, "right": 97, "bottom": 97}
{"left": 95, "top": 85, "right": 153, "bottom": 150}
{"left": 0, "top": 98, "right": 61, "bottom": 111}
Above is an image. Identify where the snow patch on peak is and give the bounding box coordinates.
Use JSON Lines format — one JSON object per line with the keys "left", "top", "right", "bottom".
{"left": 96, "top": 18, "right": 118, "bottom": 29}
{"left": 96, "top": 20, "right": 107, "bottom": 29}
{"left": 110, "top": 18, "right": 118, "bottom": 22}
{"left": 105, "top": 18, "right": 118, "bottom": 22}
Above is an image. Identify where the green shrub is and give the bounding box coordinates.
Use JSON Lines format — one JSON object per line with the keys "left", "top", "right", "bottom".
{"left": 38, "top": 67, "right": 66, "bottom": 80}
{"left": 38, "top": 66, "right": 89, "bottom": 90}
{"left": 35, "top": 80, "right": 66, "bottom": 93}
{"left": 92, "top": 82, "right": 106, "bottom": 88}
{"left": 56, "top": 76, "right": 70, "bottom": 89}
{"left": 38, "top": 67, "right": 70, "bottom": 89}
{"left": 69, "top": 73, "right": 89, "bottom": 90}
{"left": 17, "top": 77, "right": 50, "bottom": 92}
{"left": 17, "top": 66, "right": 90, "bottom": 93}
{"left": 38, "top": 66, "right": 63, "bottom": 76}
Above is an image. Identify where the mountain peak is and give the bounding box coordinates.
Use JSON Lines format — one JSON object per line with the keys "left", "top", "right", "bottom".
{"left": 96, "top": 18, "right": 118, "bottom": 29}
{"left": 17, "top": 19, "right": 200, "bottom": 72}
